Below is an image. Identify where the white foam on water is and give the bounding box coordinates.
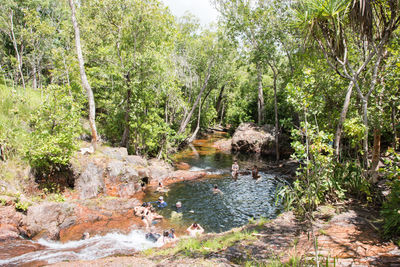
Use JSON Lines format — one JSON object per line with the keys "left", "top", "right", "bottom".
{"left": 189, "top": 166, "right": 212, "bottom": 171}
{"left": 0, "top": 230, "right": 161, "bottom": 266}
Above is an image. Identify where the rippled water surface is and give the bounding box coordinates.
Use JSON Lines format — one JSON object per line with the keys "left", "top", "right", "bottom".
{"left": 144, "top": 132, "right": 285, "bottom": 233}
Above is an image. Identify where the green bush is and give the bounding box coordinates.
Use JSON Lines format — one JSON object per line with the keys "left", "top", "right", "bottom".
{"left": 0, "top": 85, "right": 41, "bottom": 160}
{"left": 278, "top": 123, "right": 341, "bottom": 217}
{"left": 381, "top": 148, "right": 400, "bottom": 240}
{"left": 25, "top": 85, "right": 82, "bottom": 171}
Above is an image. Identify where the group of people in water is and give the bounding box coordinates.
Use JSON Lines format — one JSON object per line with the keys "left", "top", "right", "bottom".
{"left": 132, "top": 160, "right": 260, "bottom": 246}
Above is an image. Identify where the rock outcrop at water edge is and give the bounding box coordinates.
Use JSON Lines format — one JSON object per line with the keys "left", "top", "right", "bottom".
{"left": 231, "top": 122, "right": 291, "bottom": 156}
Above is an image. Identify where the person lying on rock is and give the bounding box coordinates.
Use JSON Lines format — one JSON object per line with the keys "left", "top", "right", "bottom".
{"left": 149, "top": 207, "right": 163, "bottom": 225}
{"left": 186, "top": 222, "right": 204, "bottom": 237}
{"left": 134, "top": 202, "right": 150, "bottom": 216}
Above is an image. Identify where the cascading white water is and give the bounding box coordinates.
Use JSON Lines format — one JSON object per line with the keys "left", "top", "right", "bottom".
{"left": 0, "top": 230, "right": 161, "bottom": 266}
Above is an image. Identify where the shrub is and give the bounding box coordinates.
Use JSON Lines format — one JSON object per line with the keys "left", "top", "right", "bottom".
{"left": 25, "top": 85, "right": 82, "bottom": 171}
{"left": 381, "top": 148, "right": 400, "bottom": 240}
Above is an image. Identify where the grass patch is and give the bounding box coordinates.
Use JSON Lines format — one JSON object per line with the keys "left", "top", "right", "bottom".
{"left": 147, "top": 230, "right": 258, "bottom": 257}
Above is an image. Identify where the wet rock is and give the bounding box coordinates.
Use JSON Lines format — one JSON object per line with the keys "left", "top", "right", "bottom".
{"left": 0, "top": 206, "right": 23, "bottom": 226}
{"left": 0, "top": 224, "right": 20, "bottom": 240}
{"left": 212, "top": 138, "right": 232, "bottom": 152}
{"left": 102, "top": 147, "right": 128, "bottom": 161}
{"left": 152, "top": 170, "right": 207, "bottom": 186}
{"left": 175, "top": 162, "right": 191, "bottom": 170}
{"left": 75, "top": 162, "right": 105, "bottom": 199}
{"left": 26, "top": 202, "right": 75, "bottom": 240}
{"left": 126, "top": 155, "right": 148, "bottom": 167}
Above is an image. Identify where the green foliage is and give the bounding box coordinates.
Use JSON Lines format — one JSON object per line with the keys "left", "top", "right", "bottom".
{"left": 14, "top": 194, "right": 30, "bottom": 212}
{"left": 343, "top": 117, "right": 365, "bottom": 149}
{"left": 25, "top": 85, "right": 82, "bottom": 171}
{"left": 279, "top": 122, "right": 342, "bottom": 216}
{"left": 381, "top": 148, "right": 400, "bottom": 240}
{"left": 149, "top": 230, "right": 256, "bottom": 257}
{"left": 0, "top": 85, "right": 42, "bottom": 159}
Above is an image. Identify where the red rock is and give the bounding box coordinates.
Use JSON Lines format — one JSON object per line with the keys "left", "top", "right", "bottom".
{"left": 0, "top": 224, "right": 19, "bottom": 240}
{"left": 175, "top": 162, "right": 191, "bottom": 170}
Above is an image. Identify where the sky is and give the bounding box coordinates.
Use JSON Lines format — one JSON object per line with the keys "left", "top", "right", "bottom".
{"left": 161, "top": 0, "right": 219, "bottom": 26}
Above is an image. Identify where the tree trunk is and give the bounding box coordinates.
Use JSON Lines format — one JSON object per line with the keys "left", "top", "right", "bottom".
{"left": 188, "top": 98, "right": 201, "bottom": 143}
{"left": 69, "top": 0, "right": 98, "bottom": 147}
{"left": 392, "top": 102, "right": 398, "bottom": 149}
{"left": 32, "top": 61, "right": 37, "bottom": 90}
{"left": 178, "top": 61, "right": 213, "bottom": 135}
{"left": 361, "top": 99, "right": 369, "bottom": 168}
{"left": 371, "top": 128, "right": 381, "bottom": 171}
{"left": 334, "top": 81, "right": 354, "bottom": 158}
{"left": 9, "top": 10, "right": 25, "bottom": 90}
{"left": 256, "top": 61, "right": 265, "bottom": 125}
{"left": 215, "top": 84, "right": 225, "bottom": 120}
{"left": 269, "top": 62, "right": 279, "bottom": 162}
{"left": 120, "top": 88, "right": 131, "bottom": 148}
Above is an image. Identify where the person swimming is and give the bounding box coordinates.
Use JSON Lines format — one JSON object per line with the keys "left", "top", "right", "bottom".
{"left": 212, "top": 184, "right": 223, "bottom": 194}
{"left": 171, "top": 201, "right": 183, "bottom": 220}
{"left": 252, "top": 165, "right": 260, "bottom": 179}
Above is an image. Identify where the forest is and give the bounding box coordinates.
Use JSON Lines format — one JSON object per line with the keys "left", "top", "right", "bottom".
{"left": 0, "top": 0, "right": 399, "bottom": 263}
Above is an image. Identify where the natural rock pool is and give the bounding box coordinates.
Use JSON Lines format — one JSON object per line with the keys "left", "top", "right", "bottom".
{"left": 0, "top": 131, "right": 288, "bottom": 266}
{"left": 143, "top": 131, "right": 286, "bottom": 233}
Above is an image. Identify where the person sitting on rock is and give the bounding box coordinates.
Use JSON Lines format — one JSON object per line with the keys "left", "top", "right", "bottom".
{"left": 231, "top": 160, "right": 239, "bottom": 179}
{"left": 156, "top": 182, "right": 169, "bottom": 193}
{"left": 186, "top": 222, "right": 204, "bottom": 237}
{"left": 212, "top": 184, "right": 223, "bottom": 194}
{"left": 252, "top": 165, "right": 260, "bottom": 179}
{"left": 145, "top": 232, "right": 161, "bottom": 243}
{"left": 168, "top": 228, "right": 178, "bottom": 241}
{"left": 156, "top": 230, "right": 171, "bottom": 246}
{"left": 82, "top": 232, "right": 90, "bottom": 240}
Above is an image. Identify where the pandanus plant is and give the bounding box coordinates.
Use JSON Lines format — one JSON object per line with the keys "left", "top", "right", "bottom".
{"left": 294, "top": 0, "right": 400, "bottom": 167}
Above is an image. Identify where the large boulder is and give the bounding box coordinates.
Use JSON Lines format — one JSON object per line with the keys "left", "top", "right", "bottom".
{"left": 148, "top": 159, "right": 173, "bottom": 181}
{"left": 75, "top": 162, "right": 105, "bottom": 199}
{"left": 102, "top": 147, "right": 128, "bottom": 161}
{"left": 0, "top": 206, "right": 25, "bottom": 240}
{"left": 26, "top": 202, "right": 75, "bottom": 240}
{"left": 231, "top": 122, "right": 292, "bottom": 156}
{"left": 126, "top": 155, "right": 148, "bottom": 167}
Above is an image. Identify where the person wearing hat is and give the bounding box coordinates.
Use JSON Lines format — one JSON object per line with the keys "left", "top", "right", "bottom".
{"left": 155, "top": 196, "right": 167, "bottom": 208}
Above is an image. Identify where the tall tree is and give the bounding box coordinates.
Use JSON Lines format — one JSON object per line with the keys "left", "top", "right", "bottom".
{"left": 68, "top": 0, "right": 98, "bottom": 147}
{"left": 296, "top": 0, "right": 400, "bottom": 165}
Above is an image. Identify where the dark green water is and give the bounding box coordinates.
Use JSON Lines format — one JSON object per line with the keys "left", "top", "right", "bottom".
{"left": 144, "top": 132, "right": 286, "bottom": 233}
